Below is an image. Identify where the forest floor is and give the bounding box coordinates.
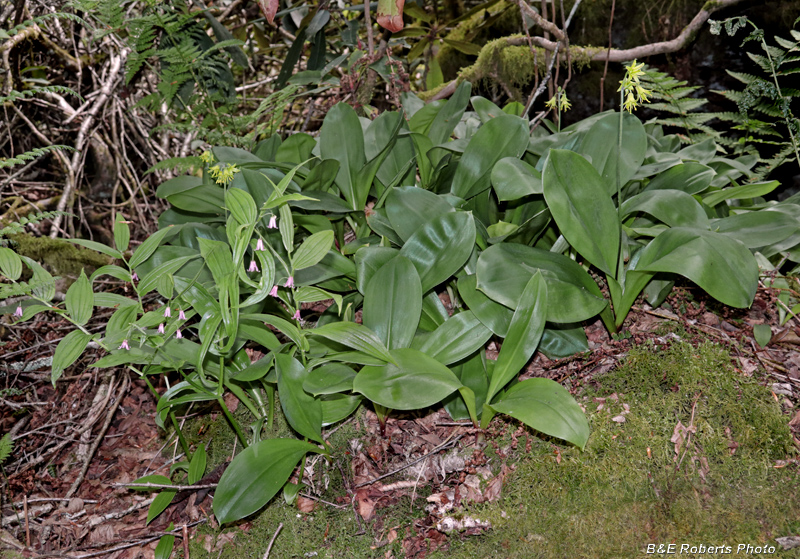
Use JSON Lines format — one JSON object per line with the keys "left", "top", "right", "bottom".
{"left": 2, "top": 280, "right": 800, "bottom": 559}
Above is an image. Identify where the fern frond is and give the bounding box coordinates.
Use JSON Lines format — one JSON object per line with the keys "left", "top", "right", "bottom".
{"left": 0, "top": 146, "right": 75, "bottom": 169}
{"left": 0, "top": 85, "right": 83, "bottom": 105}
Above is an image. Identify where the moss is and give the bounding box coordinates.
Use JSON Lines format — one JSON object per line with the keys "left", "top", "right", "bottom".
{"left": 9, "top": 232, "right": 110, "bottom": 282}
{"left": 425, "top": 340, "right": 798, "bottom": 558}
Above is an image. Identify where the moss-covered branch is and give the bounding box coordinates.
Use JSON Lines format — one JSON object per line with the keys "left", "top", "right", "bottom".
{"left": 427, "top": 0, "right": 748, "bottom": 101}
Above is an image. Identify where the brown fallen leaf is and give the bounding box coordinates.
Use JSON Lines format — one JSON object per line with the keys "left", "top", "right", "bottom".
{"left": 297, "top": 496, "right": 317, "bottom": 513}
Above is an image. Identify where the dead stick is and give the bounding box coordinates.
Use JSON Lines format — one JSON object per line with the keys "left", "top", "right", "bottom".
{"left": 183, "top": 524, "right": 190, "bottom": 559}
{"left": 23, "top": 495, "right": 30, "bottom": 547}
{"left": 263, "top": 522, "right": 284, "bottom": 559}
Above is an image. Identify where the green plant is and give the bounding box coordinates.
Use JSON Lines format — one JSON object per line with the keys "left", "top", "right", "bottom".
{"left": 9, "top": 70, "right": 800, "bottom": 530}
{"left": 709, "top": 16, "right": 800, "bottom": 179}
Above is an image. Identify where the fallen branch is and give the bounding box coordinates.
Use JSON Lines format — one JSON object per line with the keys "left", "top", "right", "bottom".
{"left": 431, "top": 0, "right": 747, "bottom": 101}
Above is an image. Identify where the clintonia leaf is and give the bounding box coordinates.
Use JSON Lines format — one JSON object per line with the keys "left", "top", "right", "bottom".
{"left": 399, "top": 211, "right": 475, "bottom": 293}
{"left": 488, "top": 378, "right": 590, "bottom": 449}
{"left": 362, "top": 255, "right": 422, "bottom": 350}
{"left": 486, "top": 272, "right": 547, "bottom": 403}
{"left": 543, "top": 149, "right": 620, "bottom": 277}
{"left": 214, "top": 439, "right": 323, "bottom": 524}
{"left": 632, "top": 227, "right": 758, "bottom": 308}
{"left": 353, "top": 348, "right": 463, "bottom": 410}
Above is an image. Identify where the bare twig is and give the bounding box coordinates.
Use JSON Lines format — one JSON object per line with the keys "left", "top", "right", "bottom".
{"left": 50, "top": 46, "right": 128, "bottom": 237}
{"left": 263, "top": 522, "right": 284, "bottom": 559}
{"left": 114, "top": 482, "right": 219, "bottom": 491}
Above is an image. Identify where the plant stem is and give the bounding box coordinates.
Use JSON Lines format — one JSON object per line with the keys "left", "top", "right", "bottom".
{"left": 218, "top": 395, "right": 249, "bottom": 448}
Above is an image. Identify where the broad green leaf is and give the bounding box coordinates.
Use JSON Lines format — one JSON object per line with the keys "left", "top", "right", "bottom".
{"left": 295, "top": 250, "right": 356, "bottom": 286}
{"left": 93, "top": 292, "right": 137, "bottom": 308}
{"left": 633, "top": 227, "right": 758, "bottom": 308}
{"left": 620, "top": 190, "right": 709, "bottom": 229}
{"left": 443, "top": 351, "right": 488, "bottom": 421}
{"left": 702, "top": 180, "right": 780, "bottom": 207}
{"left": 320, "top": 394, "right": 362, "bottom": 425}
{"left": 363, "top": 255, "right": 422, "bottom": 350}
{"left": 65, "top": 270, "right": 93, "bottom": 325}
{"left": 540, "top": 325, "right": 588, "bottom": 359}
{"left": 385, "top": 187, "right": 454, "bottom": 243}
{"left": 489, "top": 378, "right": 590, "bottom": 449}
{"left": 113, "top": 213, "right": 130, "bottom": 253}
{"left": 147, "top": 490, "right": 176, "bottom": 525}
{"left": 159, "top": 184, "right": 226, "bottom": 214}
{"left": 428, "top": 81, "right": 471, "bottom": 146}
{"left": 19, "top": 256, "right": 55, "bottom": 302}
{"left": 138, "top": 255, "right": 197, "bottom": 295}
{"left": 188, "top": 443, "right": 207, "bottom": 484}
{"left": 491, "top": 157, "right": 542, "bottom": 201}
{"left": 677, "top": 137, "right": 716, "bottom": 164}
{"left": 154, "top": 533, "right": 175, "bottom": 559}
{"left": 412, "top": 311, "right": 492, "bottom": 365}
{"left": 293, "top": 230, "right": 334, "bottom": 271}
{"left": 241, "top": 313, "right": 303, "bottom": 348}
{"left": 486, "top": 273, "right": 547, "bottom": 402}
{"left": 225, "top": 187, "right": 258, "bottom": 226}
{"left": 420, "top": 290, "right": 449, "bottom": 331}
{"left": 104, "top": 304, "right": 139, "bottom": 345}
{"left": 754, "top": 323, "right": 772, "bottom": 348}
{"left": 295, "top": 286, "right": 342, "bottom": 314}
{"left": 543, "top": 149, "right": 620, "bottom": 276}
{"left": 231, "top": 352, "right": 274, "bottom": 381}
{"left": 471, "top": 96, "right": 504, "bottom": 122}
{"left": 129, "top": 226, "right": 177, "bottom": 269}
{"left": 51, "top": 330, "right": 92, "bottom": 384}
{"left": 275, "top": 354, "right": 323, "bottom": 443}
{"left": 476, "top": 243, "right": 606, "bottom": 323}
{"left": 311, "top": 322, "right": 394, "bottom": 363}
{"left": 66, "top": 239, "right": 122, "bottom": 260}
{"left": 450, "top": 114, "right": 529, "bottom": 199}
{"left": 457, "top": 274, "right": 512, "bottom": 336}
{"left": 579, "top": 111, "right": 646, "bottom": 194}
{"left": 304, "top": 363, "right": 357, "bottom": 395}
{"left": 156, "top": 175, "right": 204, "bottom": 198}
{"left": 352, "top": 108, "right": 404, "bottom": 208}
{"left": 319, "top": 103, "right": 366, "bottom": 210}
{"left": 711, "top": 211, "right": 799, "bottom": 249}
{"left": 279, "top": 204, "right": 294, "bottom": 253}
{"left": 399, "top": 211, "right": 476, "bottom": 292}
{"left": 365, "top": 112, "right": 415, "bottom": 189}
{"left": 644, "top": 162, "right": 714, "bottom": 195}
{"left": 213, "top": 438, "right": 322, "bottom": 524}
{"left": 174, "top": 277, "right": 218, "bottom": 316}
{"left": 90, "top": 265, "right": 132, "bottom": 283}
{"left": 354, "top": 348, "right": 463, "bottom": 410}
{"left": 0, "top": 247, "right": 22, "bottom": 280}
{"left": 355, "top": 246, "right": 399, "bottom": 294}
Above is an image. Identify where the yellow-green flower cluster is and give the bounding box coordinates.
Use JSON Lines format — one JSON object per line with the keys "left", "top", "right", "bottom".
{"left": 545, "top": 86, "right": 572, "bottom": 113}
{"left": 199, "top": 150, "right": 214, "bottom": 165}
{"left": 618, "top": 60, "right": 652, "bottom": 113}
{"left": 208, "top": 163, "right": 240, "bottom": 185}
